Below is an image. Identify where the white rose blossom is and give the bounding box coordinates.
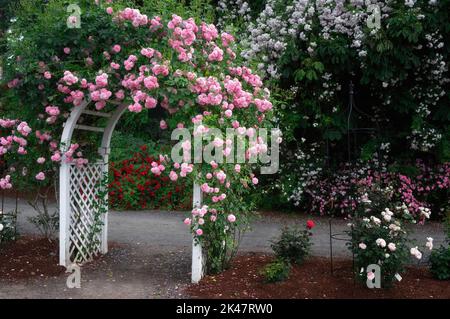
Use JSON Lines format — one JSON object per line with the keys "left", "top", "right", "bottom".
{"left": 425, "top": 237, "right": 433, "bottom": 250}
{"left": 376, "top": 238, "right": 387, "bottom": 248}
{"left": 410, "top": 246, "right": 422, "bottom": 260}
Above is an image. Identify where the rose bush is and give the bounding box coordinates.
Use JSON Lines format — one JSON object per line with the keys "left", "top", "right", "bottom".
{"left": 280, "top": 143, "right": 450, "bottom": 218}
{"left": 429, "top": 215, "right": 450, "bottom": 280}
{"left": 348, "top": 185, "right": 433, "bottom": 287}
{"left": 109, "top": 145, "right": 192, "bottom": 210}
{"left": 270, "top": 220, "right": 315, "bottom": 265}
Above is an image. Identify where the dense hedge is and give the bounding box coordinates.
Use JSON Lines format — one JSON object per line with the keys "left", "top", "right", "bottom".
{"left": 217, "top": 0, "right": 450, "bottom": 214}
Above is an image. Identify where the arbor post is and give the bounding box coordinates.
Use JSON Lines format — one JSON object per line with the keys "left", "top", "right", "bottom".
{"left": 191, "top": 183, "right": 204, "bottom": 283}
{"left": 59, "top": 161, "right": 71, "bottom": 267}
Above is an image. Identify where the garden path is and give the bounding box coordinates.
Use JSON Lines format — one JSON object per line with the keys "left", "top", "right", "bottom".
{"left": 0, "top": 198, "right": 445, "bottom": 298}
{"left": 3, "top": 198, "right": 445, "bottom": 256}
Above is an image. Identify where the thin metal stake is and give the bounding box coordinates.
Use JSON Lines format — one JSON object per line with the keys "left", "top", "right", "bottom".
{"left": 329, "top": 219, "right": 333, "bottom": 275}
{"left": 14, "top": 191, "right": 19, "bottom": 239}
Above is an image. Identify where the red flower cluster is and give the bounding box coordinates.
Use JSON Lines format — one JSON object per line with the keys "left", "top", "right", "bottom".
{"left": 306, "top": 220, "right": 315, "bottom": 230}
{"left": 109, "top": 145, "right": 191, "bottom": 210}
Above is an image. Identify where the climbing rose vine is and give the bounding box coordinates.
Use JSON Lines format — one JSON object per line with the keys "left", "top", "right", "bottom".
{"left": 2, "top": 4, "right": 276, "bottom": 273}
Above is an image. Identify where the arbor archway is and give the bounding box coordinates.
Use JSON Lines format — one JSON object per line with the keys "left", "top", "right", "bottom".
{"left": 58, "top": 99, "right": 204, "bottom": 283}
{"left": 2, "top": 4, "right": 274, "bottom": 285}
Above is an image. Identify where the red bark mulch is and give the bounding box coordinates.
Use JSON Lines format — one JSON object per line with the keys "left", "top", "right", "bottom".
{"left": 0, "top": 236, "right": 66, "bottom": 281}
{"left": 186, "top": 253, "right": 450, "bottom": 299}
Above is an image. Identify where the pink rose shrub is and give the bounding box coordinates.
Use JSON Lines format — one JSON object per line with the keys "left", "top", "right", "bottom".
{"left": 280, "top": 142, "right": 450, "bottom": 220}
{"left": 0, "top": 120, "right": 32, "bottom": 189}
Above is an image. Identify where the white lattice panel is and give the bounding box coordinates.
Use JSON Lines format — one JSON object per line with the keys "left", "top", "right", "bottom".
{"left": 59, "top": 101, "right": 203, "bottom": 283}
{"left": 68, "top": 162, "right": 106, "bottom": 263}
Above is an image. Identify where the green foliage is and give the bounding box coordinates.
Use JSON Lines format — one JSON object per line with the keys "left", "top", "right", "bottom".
{"left": 0, "top": 0, "right": 18, "bottom": 56}
{"left": 270, "top": 225, "right": 312, "bottom": 265}
{"left": 429, "top": 215, "right": 450, "bottom": 280}
{"left": 0, "top": 210, "right": 18, "bottom": 244}
{"left": 140, "top": 0, "right": 215, "bottom": 22}
{"left": 430, "top": 245, "right": 450, "bottom": 280}
{"left": 203, "top": 224, "right": 241, "bottom": 274}
{"left": 261, "top": 258, "right": 291, "bottom": 283}
{"left": 27, "top": 188, "right": 59, "bottom": 240}
{"left": 109, "top": 131, "right": 160, "bottom": 163}
{"left": 202, "top": 198, "right": 254, "bottom": 274}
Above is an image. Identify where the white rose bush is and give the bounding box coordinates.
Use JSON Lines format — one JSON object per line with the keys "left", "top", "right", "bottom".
{"left": 217, "top": 0, "right": 450, "bottom": 220}
{"left": 348, "top": 186, "right": 435, "bottom": 287}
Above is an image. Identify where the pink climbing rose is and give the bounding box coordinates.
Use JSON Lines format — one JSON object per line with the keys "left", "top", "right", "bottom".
{"left": 35, "top": 172, "right": 46, "bottom": 181}
{"left": 112, "top": 44, "right": 121, "bottom": 53}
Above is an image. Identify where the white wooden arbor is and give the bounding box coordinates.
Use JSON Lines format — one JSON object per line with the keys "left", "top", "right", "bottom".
{"left": 59, "top": 100, "right": 204, "bottom": 283}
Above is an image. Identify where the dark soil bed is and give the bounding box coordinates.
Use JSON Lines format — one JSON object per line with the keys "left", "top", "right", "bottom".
{"left": 0, "top": 236, "right": 65, "bottom": 281}
{"left": 186, "top": 253, "right": 450, "bottom": 299}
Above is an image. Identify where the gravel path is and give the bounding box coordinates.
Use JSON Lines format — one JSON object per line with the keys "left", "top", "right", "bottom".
{"left": 0, "top": 198, "right": 446, "bottom": 298}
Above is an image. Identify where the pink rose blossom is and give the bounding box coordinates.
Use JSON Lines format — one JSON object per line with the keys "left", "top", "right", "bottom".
{"left": 51, "top": 153, "right": 61, "bottom": 162}
{"left": 112, "top": 44, "right": 121, "bottom": 53}
{"left": 169, "top": 171, "right": 178, "bottom": 181}
{"left": 224, "top": 109, "right": 232, "bottom": 118}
